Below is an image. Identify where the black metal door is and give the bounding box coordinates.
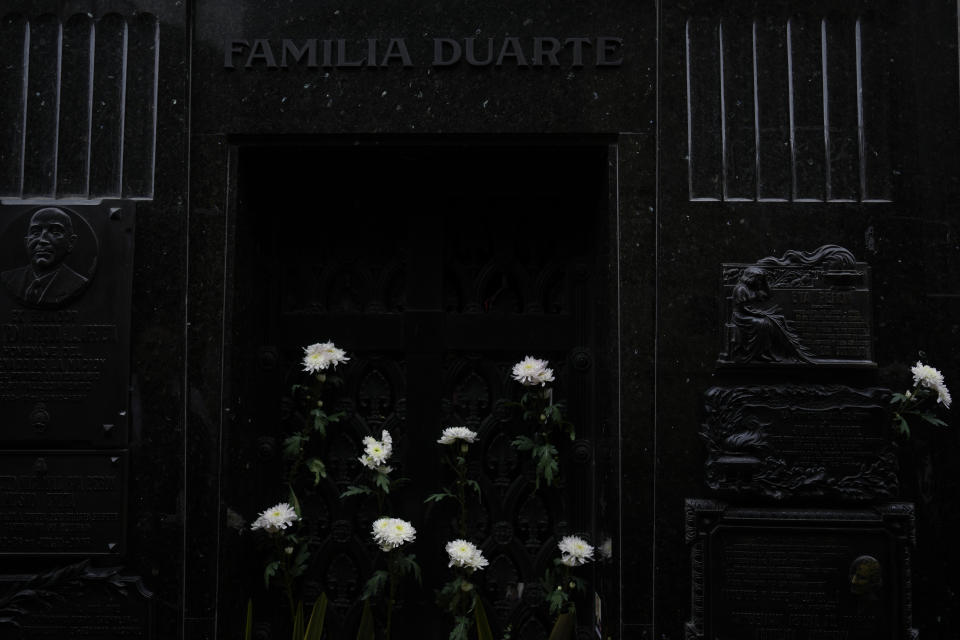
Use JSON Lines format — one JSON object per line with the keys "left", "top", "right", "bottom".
{"left": 222, "top": 141, "right": 614, "bottom": 640}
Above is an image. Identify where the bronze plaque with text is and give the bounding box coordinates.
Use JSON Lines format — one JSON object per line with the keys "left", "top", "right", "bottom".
{"left": 701, "top": 385, "right": 897, "bottom": 501}
{"left": 685, "top": 500, "right": 916, "bottom": 640}
{"left": 0, "top": 202, "right": 134, "bottom": 445}
{"left": 0, "top": 450, "right": 127, "bottom": 555}
{"left": 718, "top": 245, "right": 873, "bottom": 367}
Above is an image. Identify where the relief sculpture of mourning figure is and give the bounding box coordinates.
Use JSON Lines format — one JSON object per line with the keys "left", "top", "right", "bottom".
{"left": 1, "top": 207, "right": 92, "bottom": 307}
{"left": 727, "top": 266, "right": 813, "bottom": 364}
{"left": 718, "top": 245, "right": 874, "bottom": 366}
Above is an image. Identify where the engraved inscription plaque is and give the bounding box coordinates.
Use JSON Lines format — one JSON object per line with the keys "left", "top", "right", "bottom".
{"left": 0, "top": 202, "right": 134, "bottom": 445}
{"left": 0, "top": 450, "right": 127, "bottom": 555}
{"left": 0, "top": 561, "right": 153, "bottom": 639}
{"left": 718, "top": 245, "right": 874, "bottom": 367}
{"left": 685, "top": 500, "right": 917, "bottom": 640}
{"left": 701, "top": 385, "right": 897, "bottom": 500}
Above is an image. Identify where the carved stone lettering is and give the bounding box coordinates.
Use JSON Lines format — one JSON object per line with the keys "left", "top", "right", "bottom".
{"left": 685, "top": 501, "right": 916, "bottom": 640}
{"left": 0, "top": 203, "right": 133, "bottom": 445}
{"left": 0, "top": 561, "right": 153, "bottom": 638}
{"left": 701, "top": 386, "right": 897, "bottom": 500}
{"left": 0, "top": 451, "right": 127, "bottom": 555}
{"left": 718, "top": 245, "right": 874, "bottom": 367}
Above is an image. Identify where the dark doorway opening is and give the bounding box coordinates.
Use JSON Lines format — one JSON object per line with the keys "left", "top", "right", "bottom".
{"left": 221, "top": 140, "right": 617, "bottom": 639}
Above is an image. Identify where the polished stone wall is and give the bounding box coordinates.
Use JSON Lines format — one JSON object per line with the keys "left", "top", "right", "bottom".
{"left": 0, "top": 1, "right": 958, "bottom": 638}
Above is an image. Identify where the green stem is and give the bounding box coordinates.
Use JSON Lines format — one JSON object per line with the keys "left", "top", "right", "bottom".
{"left": 287, "top": 377, "right": 326, "bottom": 485}
{"left": 456, "top": 451, "right": 467, "bottom": 537}
{"left": 386, "top": 557, "right": 398, "bottom": 640}
{"left": 276, "top": 538, "right": 296, "bottom": 620}
{"left": 287, "top": 432, "right": 309, "bottom": 486}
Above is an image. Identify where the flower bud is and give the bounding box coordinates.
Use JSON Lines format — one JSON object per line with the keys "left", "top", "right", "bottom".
{"left": 317, "top": 400, "right": 323, "bottom": 407}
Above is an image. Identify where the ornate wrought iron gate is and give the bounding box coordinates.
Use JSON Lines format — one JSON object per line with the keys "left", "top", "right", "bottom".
{"left": 222, "top": 142, "right": 615, "bottom": 640}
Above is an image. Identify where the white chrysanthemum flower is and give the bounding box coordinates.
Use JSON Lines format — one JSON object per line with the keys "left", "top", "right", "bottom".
{"left": 302, "top": 341, "right": 350, "bottom": 373}
{"left": 938, "top": 385, "right": 953, "bottom": 409}
{"left": 558, "top": 535, "right": 595, "bottom": 567}
{"left": 911, "top": 361, "right": 951, "bottom": 409}
{"left": 445, "top": 539, "right": 489, "bottom": 571}
{"left": 511, "top": 356, "right": 555, "bottom": 387}
{"left": 362, "top": 430, "right": 393, "bottom": 465}
{"left": 438, "top": 426, "right": 478, "bottom": 445}
{"left": 372, "top": 517, "right": 416, "bottom": 551}
{"left": 359, "top": 454, "right": 392, "bottom": 474}
{"left": 912, "top": 361, "right": 945, "bottom": 389}
{"left": 250, "top": 502, "right": 298, "bottom": 533}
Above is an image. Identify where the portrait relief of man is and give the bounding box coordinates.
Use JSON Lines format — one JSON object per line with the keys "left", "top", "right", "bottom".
{"left": 0, "top": 207, "right": 91, "bottom": 307}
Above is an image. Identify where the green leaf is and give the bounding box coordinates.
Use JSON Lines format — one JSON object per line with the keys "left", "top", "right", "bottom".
{"left": 889, "top": 393, "right": 907, "bottom": 404}
{"left": 534, "top": 444, "right": 559, "bottom": 486}
{"left": 306, "top": 458, "right": 326, "bottom": 485}
{"left": 361, "top": 570, "right": 389, "bottom": 600}
{"left": 449, "top": 615, "right": 471, "bottom": 640}
{"left": 243, "top": 599, "right": 253, "bottom": 640}
{"left": 475, "top": 597, "right": 494, "bottom": 640}
{"left": 327, "top": 411, "right": 345, "bottom": 423}
{"left": 291, "top": 601, "right": 305, "bottom": 640}
{"left": 355, "top": 600, "right": 375, "bottom": 640}
{"left": 263, "top": 561, "right": 279, "bottom": 589}
{"left": 895, "top": 415, "right": 911, "bottom": 437}
{"left": 546, "top": 405, "right": 564, "bottom": 423}
{"left": 511, "top": 436, "right": 535, "bottom": 452}
{"left": 309, "top": 409, "right": 328, "bottom": 436}
{"left": 291, "top": 544, "right": 310, "bottom": 577}
{"left": 546, "top": 587, "right": 568, "bottom": 616}
{"left": 288, "top": 487, "right": 303, "bottom": 518}
{"left": 283, "top": 434, "right": 304, "bottom": 459}
{"left": 340, "top": 485, "right": 373, "bottom": 499}
{"left": 303, "top": 594, "right": 328, "bottom": 640}
{"left": 919, "top": 412, "right": 948, "bottom": 427}
{"left": 424, "top": 492, "right": 454, "bottom": 503}
{"left": 374, "top": 472, "right": 391, "bottom": 494}
{"left": 467, "top": 479, "right": 482, "bottom": 498}
{"left": 438, "top": 576, "right": 474, "bottom": 615}
{"left": 404, "top": 554, "right": 423, "bottom": 585}
{"left": 392, "top": 553, "right": 422, "bottom": 585}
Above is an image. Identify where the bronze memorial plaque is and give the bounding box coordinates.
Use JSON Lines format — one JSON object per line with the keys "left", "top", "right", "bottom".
{"left": 718, "top": 245, "right": 874, "bottom": 368}
{"left": 0, "top": 203, "right": 134, "bottom": 445}
{"left": 685, "top": 500, "right": 916, "bottom": 640}
{"left": 0, "top": 450, "right": 127, "bottom": 555}
{"left": 701, "top": 385, "right": 897, "bottom": 501}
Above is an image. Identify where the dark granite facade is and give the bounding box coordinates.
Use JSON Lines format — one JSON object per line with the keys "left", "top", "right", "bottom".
{"left": 0, "top": 0, "right": 957, "bottom": 639}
